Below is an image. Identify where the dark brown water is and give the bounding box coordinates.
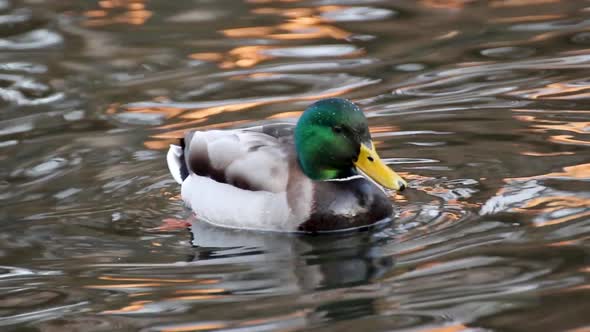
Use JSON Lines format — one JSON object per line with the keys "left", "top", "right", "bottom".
{"left": 1, "top": 0, "right": 590, "bottom": 331}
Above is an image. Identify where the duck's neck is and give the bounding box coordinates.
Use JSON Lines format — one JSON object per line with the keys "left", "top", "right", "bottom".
{"left": 297, "top": 153, "right": 355, "bottom": 181}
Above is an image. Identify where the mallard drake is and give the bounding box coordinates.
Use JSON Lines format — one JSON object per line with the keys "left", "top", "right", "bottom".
{"left": 167, "top": 98, "right": 407, "bottom": 233}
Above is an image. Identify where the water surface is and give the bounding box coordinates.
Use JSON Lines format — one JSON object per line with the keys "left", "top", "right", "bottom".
{"left": 1, "top": 0, "right": 590, "bottom": 331}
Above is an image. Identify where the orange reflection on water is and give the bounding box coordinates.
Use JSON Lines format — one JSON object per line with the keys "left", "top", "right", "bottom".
{"left": 521, "top": 151, "right": 575, "bottom": 157}
{"left": 547, "top": 239, "right": 578, "bottom": 247}
{"left": 225, "top": 46, "right": 273, "bottom": 69}
{"left": 510, "top": 163, "right": 590, "bottom": 182}
{"left": 565, "top": 326, "right": 590, "bottom": 332}
{"left": 415, "top": 261, "right": 443, "bottom": 271}
{"left": 140, "top": 73, "right": 371, "bottom": 141}
{"left": 268, "top": 111, "right": 302, "bottom": 119}
{"left": 515, "top": 195, "right": 588, "bottom": 214}
{"left": 531, "top": 121, "right": 590, "bottom": 135}
{"left": 512, "top": 82, "right": 590, "bottom": 100}
{"left": 180, "top": 101, "right": 265, "bottom": 121}
{"left": 487, "top": 162, "right": 590, "bottom": 226}
{"left": 504, "top": 163, "right": 590, "bottom": 227}
{"left": 169, "top": 295, "right": 223, "bottom": 301}
{"left": 512, "top": 112, "right": 590, "bottom": 146}
{"left": 417, "top": 324, "right": 470, "bottom": 332}
{"left": 222, "top": 26, "right": 276, "bottom": 38}
{"left": 276, "top": 5, "right": 355, "bottom": 38}
{"left": 125, "top": 106, "right": 185, "bottom": 119}
{"left": 370, "top": 125, "right": 399, "bottom": 134}
{"left": 189, "top": 52, "right": 225, "bottom": 62}
{"left": 189, "top": 46, "right": 273, "bottom": 69}
{"left": 514, "top": 109, "right": 590, "bottom": 114}
{"left": 393, "top": 192, "right": 408, "bottom": 203}
{"left": 268, "top": 24, "right": 350, "bottom": 40}
{"left": 535, "top": 207, "right": 589, "bottom": 227}
{"left": 133, "top": 43, "right": 375, "bottom": 148}
{"left": 102, "top": 300, "right": 152, "bottom": 314}
{"left": 513, "top": 114, "right": 561, "bottom": 125}
{"left": 198, "top": 4, "right": 352, "bottom": 69}
{"left": 144, "top": 139, "right": 179, "bottom": 150}
{"left": 549, "top": 135, "right": 590, "bottom": 146}
{"left": 143, "top": 83, "right": 365, "bottom": 147}
{"left": 84, "top": 0, "right": 152, "bottom": 26}
{"left": 85, "top": 10, "right": 108, "bottom": 18}
{"left": 143, "top": 79, "right": 375, "bottom": 148}
{"left": 420, "top": 0, "right": 475, "bottom": 10}
{"left": 537, "top": 163, "right": 590, "bottom": 180}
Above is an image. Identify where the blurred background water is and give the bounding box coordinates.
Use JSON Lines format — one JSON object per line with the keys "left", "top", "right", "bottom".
{"left": 1, "top": 0, "right": 590, "bottom": 331}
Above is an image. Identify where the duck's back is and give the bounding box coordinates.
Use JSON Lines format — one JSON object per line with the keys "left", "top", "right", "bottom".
{"left": 178, "top": 124, "right": 294, "bottom": 191}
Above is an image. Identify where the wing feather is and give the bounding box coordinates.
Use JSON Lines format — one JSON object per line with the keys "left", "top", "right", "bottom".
{"left": 183, "top": 124, "right": 294, "bottom": 193}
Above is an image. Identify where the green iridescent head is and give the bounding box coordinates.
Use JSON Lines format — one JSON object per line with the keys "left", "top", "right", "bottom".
{"left": 294, "top": 98, "right": 406, "bottom": 191}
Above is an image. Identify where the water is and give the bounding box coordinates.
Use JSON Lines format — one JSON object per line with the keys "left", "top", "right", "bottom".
{"left": 1, "top": 0, "right": 589, "bottom": 330}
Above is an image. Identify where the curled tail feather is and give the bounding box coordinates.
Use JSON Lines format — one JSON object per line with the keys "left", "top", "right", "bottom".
{"left": 167, "top": 138, "right": 189, "bottom": 184}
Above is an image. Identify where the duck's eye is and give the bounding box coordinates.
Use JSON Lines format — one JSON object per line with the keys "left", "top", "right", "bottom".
{"left": 332, "top": 126, "right": 343, "bottom": 134}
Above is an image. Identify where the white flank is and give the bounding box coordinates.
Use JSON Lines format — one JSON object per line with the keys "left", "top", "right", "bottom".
{"left": 181, "top": 174, "right": 310, "bottom": 232}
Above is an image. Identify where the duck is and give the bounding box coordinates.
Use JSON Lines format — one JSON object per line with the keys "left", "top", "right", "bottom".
{"left": 167, "top": 98, "right": 407, "bottom": 233}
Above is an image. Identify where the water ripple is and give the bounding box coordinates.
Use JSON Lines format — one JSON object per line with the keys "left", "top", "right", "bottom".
{"left": 321, "top": 7, "right": 396, "bottom": 22}
{"left": 262, "top": 44, "right": 360, "bottom": 58}
{"left": 0, "top": 29, "right": 62, "bottom": 50}
{"left": 1, "top": 0, "right": 590, "bottom": 331}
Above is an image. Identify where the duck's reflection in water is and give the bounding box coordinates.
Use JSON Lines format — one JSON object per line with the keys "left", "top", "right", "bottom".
{"left": 185, "top": 222, "right": 489, "bottom": 331}
{"left": 176, "top": 219, "right": 397, "bottom": 329}
{"left": 189, "top": 218, "right": 396, "bottom": 291}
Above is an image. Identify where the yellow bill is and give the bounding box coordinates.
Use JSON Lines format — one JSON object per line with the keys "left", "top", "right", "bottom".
{"left": 354, "top": 142, "right": 407, "bottom": 191}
